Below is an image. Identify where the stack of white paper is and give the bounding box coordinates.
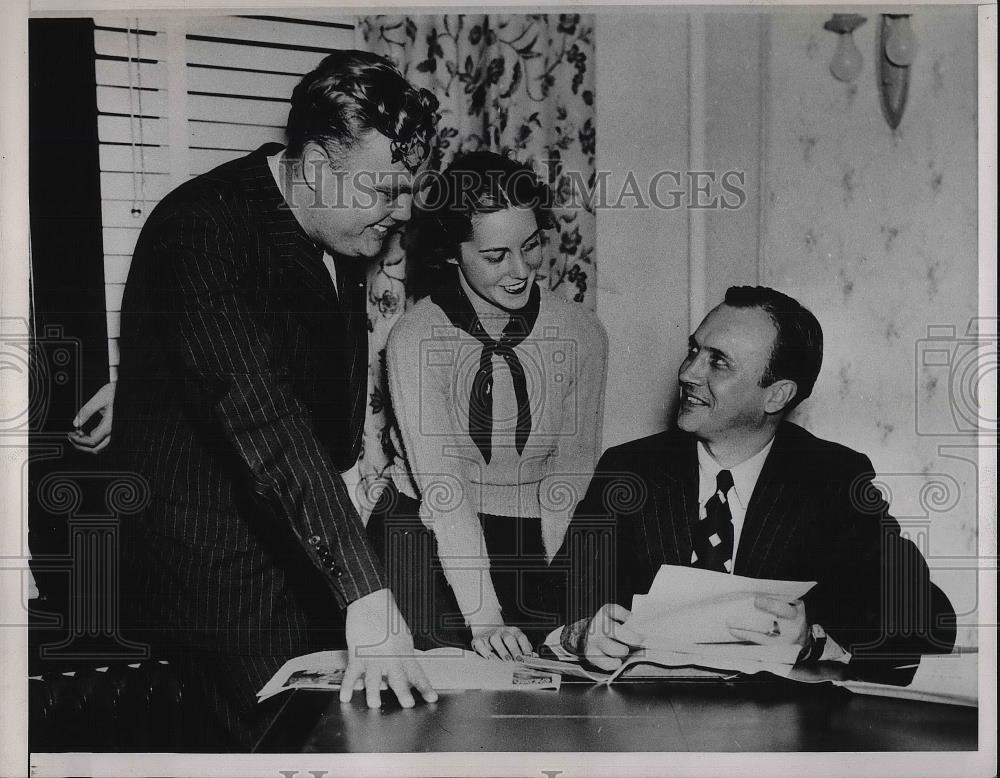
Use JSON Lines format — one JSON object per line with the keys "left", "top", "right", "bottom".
{"left": 623, "top": 565, "right": 815, "bottom": 677}
{"left": 523, "top": 651, "right": 739, "bottom": 684}
{"left": 257, "top": 648, "right": 560, "bottom": 702}
{"left": 532, "top": 566, "right": 816, "bottom": 683}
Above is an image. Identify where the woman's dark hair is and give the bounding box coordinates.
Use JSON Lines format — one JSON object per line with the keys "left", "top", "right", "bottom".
{"left": 723, "top": 285, "right": 824, "bottom": 411}
{"left": 286, "top": 50, "right": 438, "bottom": 170}
{"left": 405, "top": 151, "right": 555, "bottom": 297}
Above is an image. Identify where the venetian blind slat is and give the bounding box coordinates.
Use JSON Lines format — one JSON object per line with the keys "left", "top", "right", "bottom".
{"left": 186, "top": 15, "right": 354, "bottom": 51}
{"left": 97, "top": 84, "right": 166, "bottom": 117}
{"left": 96, "top": 58, "right": 166, "bottom": 90}
{"left": 94, "top": 27, "right": 165, "bottom": 60}
{"left": 187, "top": 67, "right": 299, "bottom": 100}
{"left": 101, "top": 171, "right": 172, "bottom": 202}
{"left": 189, "top": 121, "right": 286, "bottom": 151}
{"left": 188, "top": 93, "right": 290, "bottom": 127}
{"left": 99, "top": 144, "right": 168, "bottom": 175}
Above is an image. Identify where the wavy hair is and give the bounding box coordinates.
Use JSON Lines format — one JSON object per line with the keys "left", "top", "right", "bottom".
{"left": 286, "top": 50, "right": 439, "bottom": 170}
{"left": 405, "top": 151, "right": 555, "bottom": 296}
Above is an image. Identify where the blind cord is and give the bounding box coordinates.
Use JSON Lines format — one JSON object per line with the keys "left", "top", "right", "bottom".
{"left": 125, "top": 20, "right": 146, "bottom": 217}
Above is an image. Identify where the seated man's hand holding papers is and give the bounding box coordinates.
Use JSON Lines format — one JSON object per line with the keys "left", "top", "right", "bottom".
{"left": 565, "top": 567, "right": 815, "bottom": 674}
{"left": 572, "top": 604, "right": 646, "bottom": 672}
{"left": 725, "top": 595, "right": 809, "bottom": 649}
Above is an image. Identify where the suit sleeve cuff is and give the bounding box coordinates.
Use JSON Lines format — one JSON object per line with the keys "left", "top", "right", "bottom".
{"left": 820, "top": 632, "right": 852, "bottom": 664}
{"left": 305, "top": 531, "right": 387, "bottom": 608}
{"left": 796, "top": 623, "right": 852, "bottom": 665}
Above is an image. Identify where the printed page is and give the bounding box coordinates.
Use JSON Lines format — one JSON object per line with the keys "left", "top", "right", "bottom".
{"left": 519, "top": 656, "right": 613, "bottom": 683}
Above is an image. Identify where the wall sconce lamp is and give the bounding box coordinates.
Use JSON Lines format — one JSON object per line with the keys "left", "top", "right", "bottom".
{"left": 824, "top": 13, "right": 867, "bottom": 82}
{"left": 879, "top": 14, "right": 917, "bottom": 129}
{"left": 824, "top": 13, "right": 917, "bottom": 130}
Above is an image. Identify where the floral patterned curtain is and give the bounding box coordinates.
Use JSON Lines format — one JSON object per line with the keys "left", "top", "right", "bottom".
{"left": 356, "top": 14, "right": 596, "bottom": 515}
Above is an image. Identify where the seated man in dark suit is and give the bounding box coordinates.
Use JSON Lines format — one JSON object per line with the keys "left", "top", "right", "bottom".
{"left": 558, "top": 286, "right": 955, "bottom": 672}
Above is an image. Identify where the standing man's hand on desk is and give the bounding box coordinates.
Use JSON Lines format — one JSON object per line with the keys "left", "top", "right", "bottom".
{"left": 341, "top": 588, "right": 439, "bottom": 709}
{"left": 563, "top": 604, "right": 645, "bottom": 671}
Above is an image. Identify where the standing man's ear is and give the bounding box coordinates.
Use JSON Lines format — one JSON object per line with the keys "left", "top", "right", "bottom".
{"left": 764, "top": 379, "right": 798, "bottom": 414}
{"left": 300, "top": 142, "right": 329, "bottom": 195}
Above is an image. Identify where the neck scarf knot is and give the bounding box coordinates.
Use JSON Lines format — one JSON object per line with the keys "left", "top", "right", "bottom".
{"left": 431, "top": 276, "right": 540, "bottom": 464}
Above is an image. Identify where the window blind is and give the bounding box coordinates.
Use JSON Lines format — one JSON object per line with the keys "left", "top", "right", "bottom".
{"left": 95, "top": 15, "right": 356, "bottom": 380}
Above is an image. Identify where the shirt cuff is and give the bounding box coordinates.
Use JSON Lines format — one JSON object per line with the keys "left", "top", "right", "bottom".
{"left": 820, "top": 631, "right": 852, "bottom": 664}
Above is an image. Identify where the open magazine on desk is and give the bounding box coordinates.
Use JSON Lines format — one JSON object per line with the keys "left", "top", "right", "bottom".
{"left": 257, "top": 647, "right": 562, "bottom": 702}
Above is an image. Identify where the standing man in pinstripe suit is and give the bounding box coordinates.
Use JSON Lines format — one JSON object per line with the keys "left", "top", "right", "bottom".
{"left": 557, "top": 286, "right": 953, "bottom": 674}
{"left": 107, "top": 51, "right": 440, "bottom": 749}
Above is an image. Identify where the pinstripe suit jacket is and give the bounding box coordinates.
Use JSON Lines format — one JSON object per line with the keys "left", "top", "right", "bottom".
{"left": 560, "top": 421, "right": 951, "bottom": 660}
{"left": 114, "top": 144, "right": 385, "bottom": 656}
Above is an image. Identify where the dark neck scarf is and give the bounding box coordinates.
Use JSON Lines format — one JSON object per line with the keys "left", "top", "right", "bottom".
{"left": 431, "top": 274, "right": 540, "bottom": 464}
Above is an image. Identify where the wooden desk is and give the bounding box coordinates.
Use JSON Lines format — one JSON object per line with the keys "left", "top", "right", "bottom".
{"left": 254, "top": 678, "right": 977, "bottom": 753}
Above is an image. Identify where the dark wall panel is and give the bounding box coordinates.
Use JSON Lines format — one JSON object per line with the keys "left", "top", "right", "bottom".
{"left": 28, "top": 18, "right": 111, "bottom": 620}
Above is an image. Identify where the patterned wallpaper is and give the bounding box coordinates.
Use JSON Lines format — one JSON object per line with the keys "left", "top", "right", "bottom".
{"left": 760, "top": 11, "right": 981, "bottom": 644}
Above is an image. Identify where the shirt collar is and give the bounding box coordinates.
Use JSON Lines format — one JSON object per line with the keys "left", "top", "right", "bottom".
{"left": 697, "top": 437, "right": 776, "bottom": 510}
{"left": 266, "top": 150, "right": 341, "bottom": 296}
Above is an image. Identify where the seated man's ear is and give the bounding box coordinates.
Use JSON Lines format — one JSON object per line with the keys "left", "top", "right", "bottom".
{"left": 764, "top": 379, "right": 798, "bottom": 415}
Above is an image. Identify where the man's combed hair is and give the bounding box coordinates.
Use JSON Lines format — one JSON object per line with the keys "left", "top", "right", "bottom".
{"left": 406, "top": 151, "right": 555, "bottom": 277}
{"left": 286, "top": 50, "right": 439, "bottom": 168}
{"left": 724, "top": 285, "right": 824, "bottom": 411}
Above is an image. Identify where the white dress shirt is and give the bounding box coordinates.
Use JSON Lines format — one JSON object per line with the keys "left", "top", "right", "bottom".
{"left": 695, "top": 437, "right": 774, "bottom": 570}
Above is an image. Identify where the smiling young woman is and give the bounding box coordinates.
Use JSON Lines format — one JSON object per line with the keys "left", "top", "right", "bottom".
{"left": 367, "top": 152, "right": 609, "bottom": 660}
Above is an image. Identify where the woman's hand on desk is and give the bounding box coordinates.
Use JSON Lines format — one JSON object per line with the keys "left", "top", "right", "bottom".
{"left": 582, "top": 604, "right": 645, "bottom": 672}
{"left": 471, "top": 624, "right": 534, "bottom": 661}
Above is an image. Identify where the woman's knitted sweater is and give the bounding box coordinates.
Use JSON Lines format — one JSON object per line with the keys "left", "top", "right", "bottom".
{"left": 386, "top": 285, "right": 608, "bottom": 630}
